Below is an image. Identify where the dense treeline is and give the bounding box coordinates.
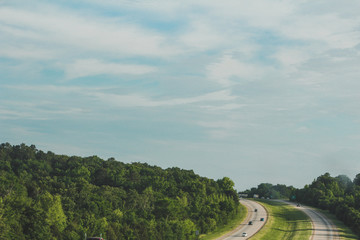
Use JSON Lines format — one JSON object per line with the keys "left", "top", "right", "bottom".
{"left": 241, "top": 183, "right": 295, "bottom": 199}
{"left": 294, "top": 173, "right": 360, "bottom": 235}
{"left": 0, "top": 143, "right": 239, "bottom": 240}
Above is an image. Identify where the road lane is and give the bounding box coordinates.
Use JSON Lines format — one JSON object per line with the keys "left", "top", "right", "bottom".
{"left": 285, "top": 201, "right": 340, "bottom": 240}
{"left": 216, "top": 199, "right": 267, "bottom": 240}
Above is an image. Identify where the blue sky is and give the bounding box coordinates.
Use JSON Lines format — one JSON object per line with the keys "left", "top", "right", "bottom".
{"left": 2, "top": 0, "right": 360, "bottom": 190}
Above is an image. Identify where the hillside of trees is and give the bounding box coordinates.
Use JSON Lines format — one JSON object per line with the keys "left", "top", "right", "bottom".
{"left": 294, "top": 173, "right": 360, "bottom": 235}
{"left": 0, "top": 143, "right": 240, "bottom": 240}
{"left": 240, "top": 183, "right": 295, "bottom": 199}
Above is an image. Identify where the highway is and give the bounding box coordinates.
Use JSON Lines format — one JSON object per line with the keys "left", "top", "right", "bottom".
{"left": 216, "top": 199, "right": 267, "bottom": 240}
{"left": 284, "top": 201, "right": 340, "bottom": 240}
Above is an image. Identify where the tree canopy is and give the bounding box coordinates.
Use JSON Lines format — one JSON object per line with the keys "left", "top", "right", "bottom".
{"left": 0, "top": 143, "right": 240, "bottom": 240}
{"left": 294, "top": 172, "right": 360, "bottom": 235}
{"left": 241, "top": 183, "right": 295, "bottom": 199}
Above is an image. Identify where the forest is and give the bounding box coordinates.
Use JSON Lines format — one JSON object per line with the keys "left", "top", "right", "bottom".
{"left": 294, "top": 172, "right": 360, "bottom": 235}
{"left": 0, "top": 143, "right": 240, "bottom": 240}
{"left": 240, "top": 183, "right": 295, "bottom": 199}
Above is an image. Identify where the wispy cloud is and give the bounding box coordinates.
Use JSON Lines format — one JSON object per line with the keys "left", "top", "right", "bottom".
{"left": 64, "top": 59, "right": 157, "bottom": 80}
{"left": 2, "top": 0, "right": 360, "bottom": 189}
{"left": 179, "top": 19, "right": 227, "bottom": 51}
{"left": 0, "top": 6, "right": 179, "bottom": 60}
{"left": 90, "top": 89, "right": 237, "bottom": 108}
{"left": 2, "top": 85, "right": 237, "bottom": 113}
{"left": 207, "top": 54, "right": 267, "bottom": 87}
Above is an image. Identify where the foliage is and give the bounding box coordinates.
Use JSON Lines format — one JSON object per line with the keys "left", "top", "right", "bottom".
{"left": 241, "top": 183, "right": 295, "bottom": 199}
{"left": 199, "top": 203, "right": 247, "bottom": 240}
{"left": 294, "top": 172, "right": 360, "bottom": 235}
{"left": 0, "top": 143, "right": 240, "bottom": 240}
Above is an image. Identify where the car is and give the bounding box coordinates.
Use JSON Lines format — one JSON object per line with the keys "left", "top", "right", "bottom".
{"left": 260, "top": 218, "right": 265, "bottom": 221}
{"left": 248, "top": 221, "right": 253, "bottom": 225}
{"left": 242, "top": 232, "right": 248, "bottom": 237}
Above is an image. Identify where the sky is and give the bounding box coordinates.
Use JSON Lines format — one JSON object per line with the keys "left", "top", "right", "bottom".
{"left": 1, "top": 0, "right": 360, "bottom": 190}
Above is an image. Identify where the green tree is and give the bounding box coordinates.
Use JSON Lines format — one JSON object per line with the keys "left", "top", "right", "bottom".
{"left": 0, "top": 143, "right": 242, "bottom": 239}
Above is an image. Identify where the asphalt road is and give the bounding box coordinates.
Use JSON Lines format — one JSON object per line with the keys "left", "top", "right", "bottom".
{"left": 284, "top": 201, "right": 340, "bottom": 240}
{"left": 216, "top": 199, "right": 267, "bottom": 240}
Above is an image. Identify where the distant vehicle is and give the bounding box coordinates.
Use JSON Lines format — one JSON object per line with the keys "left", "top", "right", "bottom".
{"left": 260, "top": 218, "right": 265, "bottom": 221}
{"left": 87, "top": 238, "right": 105, "bottom": 240}
{"left": 242, "top": 232, "right": 248, "bottom": 237}
{"left": 254, "top": 209, "right": 258, "bottom": 212}
{"left": 248, "top": 221, "right": 253, "bottom": 225}
{"left": 297, "top": 204, "right": 301, "bottom": 207}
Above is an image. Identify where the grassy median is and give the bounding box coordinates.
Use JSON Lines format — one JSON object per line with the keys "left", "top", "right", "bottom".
{"left": 199, "top": 203, "right": 247, "bottom": 240}
{"left": 250, "top": 200, "right": 312, "bottom": 240}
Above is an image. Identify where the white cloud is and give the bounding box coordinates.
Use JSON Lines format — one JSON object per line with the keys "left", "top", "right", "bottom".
{"left": 201, "top": 103, "right": 246, "bottom": 111}
{"left": 91, "top": 89, "right": 237, "bottom": 108}
{"left": 0, "top": 98, "right": 89, "bottom": 120}
{"left": 0, "top": 6, "right": 179, "bottom": 60}
{"left": 273, "top": 48, "right": 309, "bottom": 67}
{"left": 84, "top": 0, "right": 185, "bottom": 17}
{"left": 197, "top": 120, "right": 237, "bottom": 130}
{"left": 202, "top": 1, "right": 360, "bottom": 50}
{"left": 64, "top": 59, "right": 157, "bottom": 79}
{"left": 296, "top": 126, "right": 310, "bottom": 133}
{"left": 200, "top": 0, "right": 295, "bottom": 28}
{"left": 207, "top": 129, "right": 234, "bottom": 140}
{"left": 279, "top": 14, "right": 360, "bottom": 49}
{"left": 0, "top": 45, "right": 54, "bottom": 60}
{"left": 3, "top": 0, "right": 360, "bottom": 189}
{"left": 3, "top": 85, "right": 236, "bottom": 109}
{"left": 88, "top": 0, "right": 294, "bottom": 27}
{"left": 206, "top": 55, "right": 263, "bottom": 87}
{"left": 0, "top": 108, "right": 28, "bottom": 120}
{"left": 179, "top": 19, "right": 226, "bottom": 51}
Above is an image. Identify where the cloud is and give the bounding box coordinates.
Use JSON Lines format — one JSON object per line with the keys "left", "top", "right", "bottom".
{"left": 201, "top": 103, "right": 246, "bottom": 111}
{"left": 197, "top": 120, "right": 237, "bottom": 130}
{"left": 91, "top": 89, "right": 237, "bottom": 108}
{"left": 2, "top": 0, "right": 360, "bottom": 189}
{"left": 279, "top": 14, "right": 360, "bottom": 49}
{"left": 0, "top": 42, "right": 55, "bottom": 61}
{"left": 64, "top": 59, "right": 157, "bottom": 79}
{"left": 273, "top": 48, "right": 309, "bottom": 67}
{"left": 0, "top": 6, "right": 179, "bottom": 60}
{"left": 206, "top": 54, "right": 264, "bottom": 87}
{"left": 0, "top": 98, "right": 88, "bottom": 120}
{"left": 179, "top": 19, "right": 227, "bottom": 51}
{"left": 0, "top": 108, "right": 28, "bottom": 120}
{"left": 197, "top": 120, "right": 239, "bottom": 139}
{"left": 200, "top": 1, "right": 360, "bottom": 49}
{"left": 3, "top": 85, "right": 237, "bottom": 110}
{"left": 200, "top": 0, "right": 295, "bottom": 27}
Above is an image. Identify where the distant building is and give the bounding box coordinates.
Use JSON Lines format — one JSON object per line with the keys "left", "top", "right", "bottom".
{"left": 253, "top": 194, "right": 259, "bottom": 198}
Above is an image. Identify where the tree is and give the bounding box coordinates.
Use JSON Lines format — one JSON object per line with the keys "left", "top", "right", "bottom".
{"left": 354, "top": 174, "right": 360, "bottom": 186}
{"left": 0, "top": 143, "right": 242, "bottom": 239}
{"left": 0, "top": 198, "right": 10, "bottom": 239}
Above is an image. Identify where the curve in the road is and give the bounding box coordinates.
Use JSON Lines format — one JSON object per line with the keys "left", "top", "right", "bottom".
{"left": 216, "top": 199, "right": 268, "bottom": 240}
{"left": 285, "top": 201, "right": 340, "bottom": 240}
{"left": 307, "top": 208, "right": 339, "bottom": 240}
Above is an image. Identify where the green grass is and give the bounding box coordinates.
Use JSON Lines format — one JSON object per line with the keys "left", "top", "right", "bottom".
{"left": 250, "top": 200, "right": 312, "bottom": 240}
{"left": 315, "top": 208, "right": 358, "bottom": 240}
{"left": 199, "top": 200, "right": 359, "bottom": 240}
{"left": 199, "top": 203, "right": 247, "bottom": 240}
